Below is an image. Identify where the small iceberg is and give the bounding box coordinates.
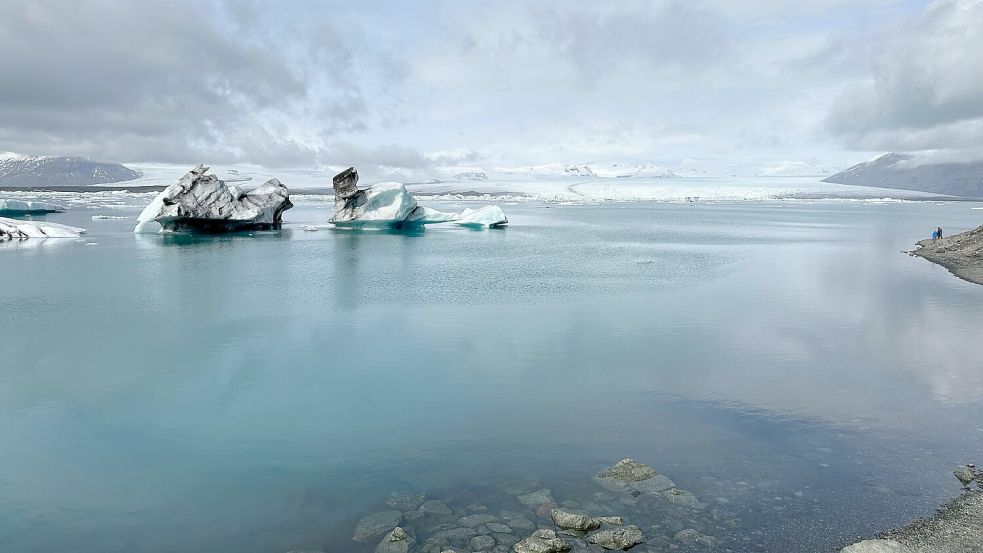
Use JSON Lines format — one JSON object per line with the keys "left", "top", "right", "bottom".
{"left": 134, "top": 164, "right": 293, "bottom": 233}
{"left": 0, "top": 216, "right": 85, "bottom": 240}
{"left": 328, "top": 167, "right": 507, "bottom": 228}
{"left": 0, "top": 199, "right": 66, "bottom": 216}
{"left": 91, "top": 215, "right": 129, "bottom": 220}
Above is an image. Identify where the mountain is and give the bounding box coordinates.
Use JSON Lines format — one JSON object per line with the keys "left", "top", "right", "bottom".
{"left": 494, "top": 162, "right": 674, "bottom": 178}
{"left": 0, "top": 153, "right": 142, "bottom": 187}
{"left": 824, "top": 153, "right": 983, "bottom": 197}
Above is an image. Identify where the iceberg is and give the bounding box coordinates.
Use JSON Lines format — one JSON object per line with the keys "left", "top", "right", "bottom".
{"left": 0, "top": 199, "right": 66, "bottom": 215}
{"left": 328, "top": 167, "right": 507, "bottom": 229}
{"left": 0, "top": 216, "right": 85, "bottom": 240}
{"left": 457, "top": 205, "right": 508, "bottom": 228}
{"left": 134, "top": 164, "right": 293, "bottom": 233}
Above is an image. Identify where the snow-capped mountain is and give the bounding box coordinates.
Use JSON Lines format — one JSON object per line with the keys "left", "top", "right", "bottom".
{"left": 454, "top": 171, "right": 488, "bottom": 181}
{"left": 0, "top": 153, "right": 142, "bottom": 187}
{"left": 824, "top": 153, "right": 983, "bottom": 197}
{"left": 590, "top": 162, "right": 675, "bottom": 179}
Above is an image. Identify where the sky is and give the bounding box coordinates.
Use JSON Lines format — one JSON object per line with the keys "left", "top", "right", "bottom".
{"left": 1, "top": 0, "right": 981, "bottom": 175}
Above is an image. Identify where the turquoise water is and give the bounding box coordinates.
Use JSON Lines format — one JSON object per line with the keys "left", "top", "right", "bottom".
{"left": 2, "top": 200, "right": 982, "bottom": 552}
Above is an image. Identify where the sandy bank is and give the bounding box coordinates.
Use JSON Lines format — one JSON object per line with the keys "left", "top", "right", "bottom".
{"left": 910, "top": 224, "right": 983, "bottom": 285}
{"left": 842, "top": 492, "right": 983, "bottom": 552}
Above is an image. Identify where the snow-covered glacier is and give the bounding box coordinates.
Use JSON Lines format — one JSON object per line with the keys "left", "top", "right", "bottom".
{"left": 134, "top": 164, "right": 293, "bottom": 233}
{"left": 0, "top": 217, "right": 85, "bottom": 240}
{"left": 329, "top": 167, "right": 507, "bottom": 228}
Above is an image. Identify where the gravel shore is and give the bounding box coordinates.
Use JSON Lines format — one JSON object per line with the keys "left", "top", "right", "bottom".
{"left": 910, "top": 224, "right": 983, "bottom": 285}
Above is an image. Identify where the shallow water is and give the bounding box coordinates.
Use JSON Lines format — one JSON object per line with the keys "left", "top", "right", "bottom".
{"left": 2, "top": 199, "right": 982, "bottom": 552}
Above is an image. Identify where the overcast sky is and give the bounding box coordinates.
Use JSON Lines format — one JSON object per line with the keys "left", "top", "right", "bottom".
{"left": 1, "top": 0, "right": 981, "bottom": 173}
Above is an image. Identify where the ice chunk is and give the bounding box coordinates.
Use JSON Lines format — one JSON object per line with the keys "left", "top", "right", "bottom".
{"left": 328, "top": 167, "right": 507, "bottom": 229}
{"left": 0, "top": 216, "right": 85, "bottom": 239}
{"left": 457, "top": 205, "right": 508, "bottom": 228}
{"left": 0, "top": 199, "right": 66, "bottom": 215}
{"left": 133, "top": 164, "right": 292, "bottom": 233}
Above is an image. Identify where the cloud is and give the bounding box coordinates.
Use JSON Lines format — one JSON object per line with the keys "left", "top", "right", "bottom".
{"left": 0, "top": 0, "right": 388, "bottom": 167}
{"left": 826, "top": 0, "right": 983, "bottom": 159}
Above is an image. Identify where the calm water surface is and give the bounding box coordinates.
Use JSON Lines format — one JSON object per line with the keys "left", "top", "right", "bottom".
{"left": 2, "top": 200, "right": 982, "bottom": 553}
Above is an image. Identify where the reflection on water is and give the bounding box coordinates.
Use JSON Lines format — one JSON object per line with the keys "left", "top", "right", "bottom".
{"left": 1, "top": 201, "right": 982, "bottom": 553}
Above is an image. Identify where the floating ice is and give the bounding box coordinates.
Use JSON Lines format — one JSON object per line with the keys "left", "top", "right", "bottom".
{"left": 91, "top": 215, "right": 129, "bottom": 220}
{"left": 328, "top": 167, "right": 507, "bottom": 229}
{"left": 0, "top": 217, "right": 85, "bottom": 240}
{"left": 457, "top": 205, "right": 508, "bottom": 228}
{"left": 134, "top": 164, "right": 292, "bottom": 233}
{"left": 0, "top": 199, "right": 66, "bottom": 215}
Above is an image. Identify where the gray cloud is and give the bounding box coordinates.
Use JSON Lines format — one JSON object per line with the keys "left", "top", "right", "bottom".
{"left": 0, "top": 0, "right": 380, "bottom": 166}
{"left": 826, "top": 0, "right": 983, "bottom": 159}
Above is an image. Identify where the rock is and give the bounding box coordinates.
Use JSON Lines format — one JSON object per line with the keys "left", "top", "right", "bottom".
{"left": 471, "top": 534, "right": 496, "bottom": 551}
{"left": 595, "top": 459, "right": 675, "bottom": 495}
{"left": 664, "top": 488, "right": 703, "bottom": 509}
{"left": 954, "top": 465, "right": 976, "bottom": 487}
{"left": 354, "top": 510, "right": 403, "bottom": 542}
{"left": 494, "top": 533, "right": 521, "bottom": 548}
{"left": 486, "top": 523, "right": 512, "bottom": 533}
{"left": 840, "top": 539, "right": 914, "bottom": 553}
{"left": 467, "top": 503, "right": 491, "bottom": 513}
{"left": 507, "top": 517, "right": 537, "bottom": 533}
{"left": 500, "top": 479, "right": 542, "bottom": 496}
{"left": 460, "top": 514, "right": 499, "bottom": 528}
{"left": 327, "top": 166, "right": 506, "bottom": 229}
{"left": 596, "top": 516, "right": 623, "bottom": 526}
{"left": 518, "top": 489, "right": 556, "bottom": 508}
{"left": 422, "top": 500, "right": 454, "bottom": 515}
{"left": 134, "top": 164, "right": 292, "bottom": 233}
{"left": 673, "top": 529, "right": 716, "bottom": 548}
{"left": 387, "top": 492, "right": 426, "bottom": 512}
{"left": 433, "top": 527, "right": 479, "bottom": 542}
{"left": 375, "top": 527, "right": 415, "bottom": 553}
{"left": 550, "top": 509, "right": 601, "bottom": 532}
{"left": 587, "top": 525, "right": 645, "bottom": 550}
{"left": 513, "top": 529, "right": 572, "bottom": 553}
{"left": 0, "top": 217, "right": 85, "bottom": 240}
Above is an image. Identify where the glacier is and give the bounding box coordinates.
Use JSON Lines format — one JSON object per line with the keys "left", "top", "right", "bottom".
{"left": 328, "top": 167, "right": 508, "bottom": 228}
{"left": 134, "top": 164, "right": 293, "bottom": 233}
{"left": 0, "top": 217, "right": 85, "bottom": 240}
{"left": 0, "top": 199, "right": 66, "bottom": 215}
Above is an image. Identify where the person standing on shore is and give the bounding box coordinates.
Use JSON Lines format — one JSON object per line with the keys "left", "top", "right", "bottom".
{"left": 937, "top": 226, "right": 943, "bottom": 239}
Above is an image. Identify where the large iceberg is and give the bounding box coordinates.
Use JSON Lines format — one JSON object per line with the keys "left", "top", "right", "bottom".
{"left": 0, "top": 199, "right": 66, "bottom": 215}
{"left": 0, "top": 216, "right": 85, "bottom": 240}
{"left": 328, "top": 167, "right": 507, "bottom": 228}
{"left": 134, "top": 164, "right": 293, "bottom": 233}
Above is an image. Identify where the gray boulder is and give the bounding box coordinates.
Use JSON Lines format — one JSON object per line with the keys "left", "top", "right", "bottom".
{"left": 513, "top": 529, "right": 572, "bottom": 553}
{"left": 421, "top": 500, "right": 454, "bottom": 515}
{"left": 470, "top": 534, "right": 496, "bottom": 551}
{"left": 550, "top": 509, "right": 601, "bottom": 532}
{"left": 673, "top": 529, "right": 717, "bottom": 548}
{"left": 594, "top": 459, "right": 675, "bottom": 495}
{"left": 664, "top": 488, "right": 703, "bottom": 509}
{"left": 587, "top": 525, "right": 645, "bottom": 550}
{"left": 387, "top": 492, "right": 426, "bottom": 512}
{"left": 134, "top": 164, "right": 292, "bottom": 233}
{"left": 375, "top": 527, "right": 415, "bottom": 553}
{"left": 460, "top": 513, "right": 499, "bottom": 528}
{"left": 353, "top": 510, "right": 403, "bottom": 542}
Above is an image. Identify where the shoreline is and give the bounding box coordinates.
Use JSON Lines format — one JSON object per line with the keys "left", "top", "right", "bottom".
{"left": 842, "top": 491, "right": 983, "bottom": 552}
{"left": 909, "top": 225, "right": 983, "bottom": 285}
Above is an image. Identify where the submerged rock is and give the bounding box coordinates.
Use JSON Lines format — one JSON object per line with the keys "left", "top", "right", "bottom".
{"left": 0, "top": 216, "right": 85, "bottom": 240}
{"left": 353, "top": 510, "right": 403, "bottom": 542}
{"left": 328, "top": 166, "right": 507, "bottom": 228}
{"left": 550, "top": 509, "right": 601, "bottom": 532}
{"left": 421, "top": 499, "right": 454, "bottom": 515}
{"left": 954, "top": 465, "right": 977, "bottom": 488}
{"left": 594, "top": 459, "right": 675, "bottom": 495}
{"left": 673, "top": 529, "right": 717, "bottom": 549}
{"left": 840, "top": 539, "right": 914, "bottom": 553}
{"left": 387, "top": 492, "right": 426, "bottom": 512}
{"left": 375, "top": 527, "right": 415, "bottom": 553}
{"left": 587, "top": 525, "right": 645, "bottom": 550}
{"left": 664, "top": 488, "right": 704, "bottom": 509}
{"left": 470, "top": 534, "right": 496, "bottom": 551}
{"left": 518, "top": 489, "right": 556, "bottom": 508}
{"left": 134, "top": 164, "right": 292, "bottom": 233}
{"left": 513, "top": 529, "right": 572, "bottom": 553}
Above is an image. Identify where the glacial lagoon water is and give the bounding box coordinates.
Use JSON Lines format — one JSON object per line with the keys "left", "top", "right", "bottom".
{"left": 2, "top": 198, "right": 983, "bottom": 553}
